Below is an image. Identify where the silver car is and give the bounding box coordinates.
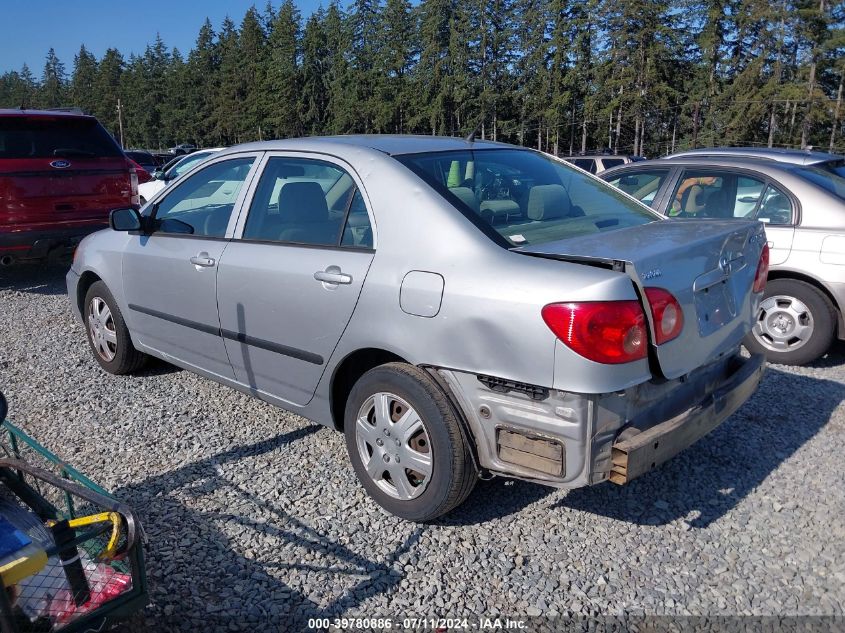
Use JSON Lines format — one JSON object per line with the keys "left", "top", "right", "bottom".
{"left": 602, "top": 156, "right": 845, "bottom": 366}
{"left": 67, "top": 136, "right": 767, "bottom": 521}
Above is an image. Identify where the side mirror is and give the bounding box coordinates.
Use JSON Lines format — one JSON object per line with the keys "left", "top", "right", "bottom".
{"left": 110, "top": 207, "right": 142, "bottom": 231}
{"left": 152, "top": 170, "right": 165, "bottom": 180}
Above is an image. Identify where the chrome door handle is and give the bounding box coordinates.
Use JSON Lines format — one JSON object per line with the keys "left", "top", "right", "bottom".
{"left": 190, "top": 252, "right": 216, "bottom": 267}
{"left": 314, "top": 269, "right": 352, "bottom": 285}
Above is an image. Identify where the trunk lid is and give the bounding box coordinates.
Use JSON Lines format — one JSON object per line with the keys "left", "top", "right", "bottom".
{"left": 516, "top": 219, "right": 766, "bottom": 378}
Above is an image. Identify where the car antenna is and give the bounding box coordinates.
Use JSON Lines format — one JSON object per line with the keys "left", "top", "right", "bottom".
{"left": 465, "top": 123, "right": 481, "bottom": 143}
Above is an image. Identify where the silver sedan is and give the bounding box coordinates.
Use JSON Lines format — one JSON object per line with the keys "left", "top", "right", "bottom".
{"left": 602, "top": 156, "right": 845, "bottom": 366}
{"left": 67, "top": 136, "right": 767, "bottom": 520}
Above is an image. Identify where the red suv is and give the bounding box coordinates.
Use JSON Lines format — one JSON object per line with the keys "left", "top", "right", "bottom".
{"left": 0, "top": 109, "right": 139, "bottom": 265}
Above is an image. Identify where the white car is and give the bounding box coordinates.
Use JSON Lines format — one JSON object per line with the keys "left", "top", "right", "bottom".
{"left": 138, "top": 148, "right": 224, "bottom": 204}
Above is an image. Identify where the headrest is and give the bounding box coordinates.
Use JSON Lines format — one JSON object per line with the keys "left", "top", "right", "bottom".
{"left": 527, "top": 185, "right": 571, "bottom": 220}
{"left": 277, "top": 181, "right": 328, "bottom": 223}
{"left": 449, "top": 186, "right": 480, "bottom": 213}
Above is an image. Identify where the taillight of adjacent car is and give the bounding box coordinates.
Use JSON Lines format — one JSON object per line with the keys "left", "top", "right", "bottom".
{"left": 127, "top": 161, "right": 140, "bottom": 207}
{"left": 542, "top": 288, "right": 685, "bottom": 364}
{"left": 753, "top": 243, "right": 769, "bottom": 294}
{"left": 541, "top": 301, "right": 648, "bottom": 364}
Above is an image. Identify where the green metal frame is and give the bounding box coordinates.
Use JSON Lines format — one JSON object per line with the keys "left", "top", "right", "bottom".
{"left": 0, "top": 420, "right": 148, "bottom": 633}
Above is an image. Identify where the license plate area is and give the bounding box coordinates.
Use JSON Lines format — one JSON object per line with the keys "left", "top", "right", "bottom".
{"left": 694, "top": 279, "right": 737, "bottom": 337}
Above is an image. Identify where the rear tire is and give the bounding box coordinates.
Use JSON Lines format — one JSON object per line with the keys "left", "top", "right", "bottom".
{"left": 744, "top": 279, "right": 835, "bottom": 366}
{"left": 344, "top": 363, "right": 477, "bottom": 521}
{"left": 83, "top": 281, "right": 147, "bottom": 374}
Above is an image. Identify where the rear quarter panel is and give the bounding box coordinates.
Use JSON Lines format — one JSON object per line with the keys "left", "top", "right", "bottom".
{"left": 314, "top": 153, "right": 652, "bottom": 400}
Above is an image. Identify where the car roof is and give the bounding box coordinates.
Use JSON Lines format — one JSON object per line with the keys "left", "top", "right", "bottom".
{"left": 563, "top": 154, "right": 637, "bottom": 160}
{"left": 664, "top": 147, "right": 844, "bottom": 166}
{"left": 225, "top": 135, "right": 512, "bottom": 157}
{"left": 598, "top": 156, "right": 820, "bottom": 181}
{"left": 0, "top": 108, "right": 94, "bottom": 120}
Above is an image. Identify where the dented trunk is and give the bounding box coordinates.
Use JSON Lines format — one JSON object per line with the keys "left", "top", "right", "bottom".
{"left": 517, "top": 218, "right": 767, "bottom": 378}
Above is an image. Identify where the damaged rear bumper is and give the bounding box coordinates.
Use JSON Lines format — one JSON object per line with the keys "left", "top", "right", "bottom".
{"left": 437, "top": 351, "right": 765, "bottom": 489}
{"left": 609, "top": 353, "right": 765, "bottom": 484}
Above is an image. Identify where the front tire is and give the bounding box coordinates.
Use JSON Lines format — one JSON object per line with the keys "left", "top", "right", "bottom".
{"left": 83, "top": 281, "right": 147, "bottom": 374}
{"left": 344, "top": 363, "right": 477, "bottom": 521}
{"left": 744, "top": 279, "right": 835, "bottom": 366}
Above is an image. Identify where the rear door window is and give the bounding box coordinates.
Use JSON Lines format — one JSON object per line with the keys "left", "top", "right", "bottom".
{"left": 668, "top": 170, "right": 767, "bottom": 219}
{"left": 604, "top": 170, "right": 670, "bottom": 208}
{"left": 242, "top": 156, "right": 372, "bottom": 248}
{"left": 0, "top": 116, "right": 121, "bottom": 158}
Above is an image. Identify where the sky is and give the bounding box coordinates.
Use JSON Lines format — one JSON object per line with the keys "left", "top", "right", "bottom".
{"left": 0, "top": 0, "right": 325, "bottom": 75}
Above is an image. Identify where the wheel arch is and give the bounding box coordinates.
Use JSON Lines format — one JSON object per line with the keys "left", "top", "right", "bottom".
{"left": 76, "top": 270, "right": 103, "bottom": 316}
{"left": 329, "top": 347, "right": 407, "bottom": 430}
{"left": 766, "top": 269, "right": 844, "bottom": 337}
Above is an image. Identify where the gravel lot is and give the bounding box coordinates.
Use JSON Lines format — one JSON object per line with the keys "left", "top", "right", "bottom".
{"left": 0, "top": 263, "right": 843, "bottom": 631}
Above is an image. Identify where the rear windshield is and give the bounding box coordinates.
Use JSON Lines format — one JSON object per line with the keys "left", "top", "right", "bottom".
{"left": 819, "top": 159, "right": 845, "bottom": 178}
{"left": 0, "top": 116, "right": 122, "bottom": 159}
{"left": 796, "top": 166, "right": 845, "bottom": 202}
{"left": 395, "top": 149, "right": 658, "bottom": 247}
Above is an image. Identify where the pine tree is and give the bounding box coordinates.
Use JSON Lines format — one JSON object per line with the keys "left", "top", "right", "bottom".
{"left": 92, "top": 49, "right": 124, "bottom": 141}
{"left": 373, "top": 0, "right": 415, "bottom": 132}
{"left": 239, "top": 6, "right": 269, "bottom": 141}
{"left": 215, "top": 17, "right": 241, "bottom": 144}
{"left": 264, "top": 0, "right": 302, "bottom": 139}
{"left": 347, "top": 0, "right": 382, "bottom": 131}
{"left": 414, "top": 0, "right": 453, "bottom": 135}
{"left": 301, "top": 8, "right": 330, "bottom": 134}
{"left": 70, "top": 45, "right": 98, "bottom": 115}
{"left": 185, "top": 19, "right": 219, "bottom": 146}
{"left": 39, "top": 48, "right": 66, "bottom": 108}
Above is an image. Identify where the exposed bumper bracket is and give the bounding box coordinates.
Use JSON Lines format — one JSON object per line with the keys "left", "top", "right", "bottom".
{"left": 610, "top": 353, "right": 765, "bottom": 484}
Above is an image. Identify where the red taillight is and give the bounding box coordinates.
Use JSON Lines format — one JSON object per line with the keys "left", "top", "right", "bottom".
{"left": 753, "top": 243, "right": 769, "bottom": 293}
{"left": 127, "top": 160, "right": 140, "bottom": 207}
{"left": 542, "top": 301, "right": 648, "bottom": 364}
{"left": 644, "top": 287, "right": 684, "bottom": 345}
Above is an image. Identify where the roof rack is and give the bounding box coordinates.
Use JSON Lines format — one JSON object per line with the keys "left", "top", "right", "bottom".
{"left": 44, "top": 107, "right": 85, "bottom": 114}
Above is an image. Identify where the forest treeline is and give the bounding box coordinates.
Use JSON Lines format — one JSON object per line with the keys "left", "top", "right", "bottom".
{"left": 1, "top": 0, "right": 843, "bottom": 156}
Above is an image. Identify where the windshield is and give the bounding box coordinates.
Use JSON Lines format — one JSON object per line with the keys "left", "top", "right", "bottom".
{"left": 797, "top": 166, "right": 845, "bottom": 202}
{"left": 396, "top": 149, "right": 658, "bottom": 247}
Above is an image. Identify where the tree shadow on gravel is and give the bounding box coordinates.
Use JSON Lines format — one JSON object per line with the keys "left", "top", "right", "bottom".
{"left": 113, "top": 425, "right": 426, "bottom": 632}
{"left": 0, "top": 262, "right": 69, "bottom": 296}
{"left": 555, "top": 367, "right": 844, "bottom": 528}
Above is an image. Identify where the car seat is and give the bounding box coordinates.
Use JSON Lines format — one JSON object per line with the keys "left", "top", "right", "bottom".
{"left": 702, "top": 189, "right": 732, "bottom": 218}
{"left": 275, "top": 181, "right": 339, "bottom": 244}
{"left": 449, "top": 187, "right": 481, "bottom": 214}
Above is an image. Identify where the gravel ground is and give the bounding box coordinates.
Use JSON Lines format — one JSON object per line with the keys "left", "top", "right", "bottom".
{"left": 0, "top": 263, "right": 843, "bottom": 631}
